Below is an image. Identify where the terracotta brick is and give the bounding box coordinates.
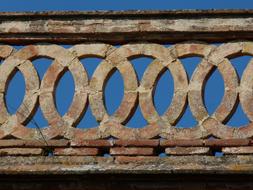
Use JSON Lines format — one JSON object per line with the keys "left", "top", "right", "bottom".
{"left": 54, "top": 148, "right": 100, "bottom": 156}
{"left": 204, "top": 139, "right": 250, "bottom": 147}
{"left": 114, "top": 140, "right": 159, "bottom": 147}
{"left": 0, "top": 140, "right": 69, "bottom": 147}
{"left": 0, "top": 45, "right": 13, "bottom": 58}
{"left": 160, "top": 139, "right": 203, "bottom": 147}
{"left": 115, "top": 156, "right": 158, "bottom": 164}
{"left": 165, "top": 147, "right": 210, "bottom": 155}
{"left": 110, "top": 147, "right": 154, "bottom": 156}
{"left": 70, "top": 140, "right": 113, "bottom": 147}
{"left": 222, "top": 147, "right": 253, "bottom": 154}
{"left": 0, "top": 148, "right": 43, "bottom": 156}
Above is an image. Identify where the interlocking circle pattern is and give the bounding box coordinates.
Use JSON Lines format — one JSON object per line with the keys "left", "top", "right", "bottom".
{"left": 0, "top": 41, "right": 253, "bottom": 140}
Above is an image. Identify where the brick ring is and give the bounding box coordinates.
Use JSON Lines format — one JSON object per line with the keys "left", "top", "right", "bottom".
{"left": 139, "top": 51, "right": 188, "bottom": 126}
{"left": 204, "top": 42, "right": 247, "bottom": 138}
{"left": 63, "top": 43, "right": 116, "bottom": 140}
{"left": 89, "top": 44, "right": 138, "bottom": 124}
{"left": 39, "top": 45, "right": 88, "bottom": 130}
{"left": 0, "top": 46, "right": 39, "bottom": 125}
{"left": 162, "top": 42, "right": 216, "bottom": 139}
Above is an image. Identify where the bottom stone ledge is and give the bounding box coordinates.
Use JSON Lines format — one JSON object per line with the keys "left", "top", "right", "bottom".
{"left": 0, "top": 155, "right": 252, "bottom": 175}
{"left": 1, "top": 172, "right": 253, "bottom": 190}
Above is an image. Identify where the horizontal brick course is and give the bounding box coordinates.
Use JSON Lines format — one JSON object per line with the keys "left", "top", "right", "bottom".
{"left": 222, "top": 147, "right": 253, "bottom": 154}
{"left": 204, "top": 139, "right": 250, "bottom": 147}
{"left": 114, "top": 140, "right": 159, "bottom": 147}
{"left": 110, "top": 148, "right": 154, "bottom": 156}
{"left": 0, "top": 148, "right": 43, "bottom": 156}
{"left": 165, "top": 147, "right": 210, "bottom": 155}
{"left": 54, "top": 148, "right": 100, "bottom": 156}
{"left": 0, "top": 140, "right": 69, "bottom": 147}
{"left": 160, "top": 140, "right": 203, "bottom": 147}
{"left": 70, "top": 140, "right": 113, "bottom": 147}
{"left": 115, "top": 156, "right": 158, "bottom": 164}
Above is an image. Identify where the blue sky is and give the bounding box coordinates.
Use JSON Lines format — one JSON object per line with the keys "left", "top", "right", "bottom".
{"left": 1, "top": 1, "right": 253, "bottom": 130}
{"left": 1, "top": 0, "right": 253, "bottom": 11}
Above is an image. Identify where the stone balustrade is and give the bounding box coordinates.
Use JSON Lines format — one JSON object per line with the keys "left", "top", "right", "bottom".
{"left": 0, "top": 12, "right": 253, "bottom": 184}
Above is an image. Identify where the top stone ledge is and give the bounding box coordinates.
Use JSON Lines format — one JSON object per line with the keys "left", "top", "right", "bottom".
{"left": 1, "top": 9, "right": 253, "bottom": 17}
{"left": 0, "top": 10, "right": 253, "bottom": 44}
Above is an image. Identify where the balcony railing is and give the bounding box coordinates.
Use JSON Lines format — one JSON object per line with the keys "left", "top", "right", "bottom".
{"left": 0, "top": 11, "right": 253, "bottom": 177}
